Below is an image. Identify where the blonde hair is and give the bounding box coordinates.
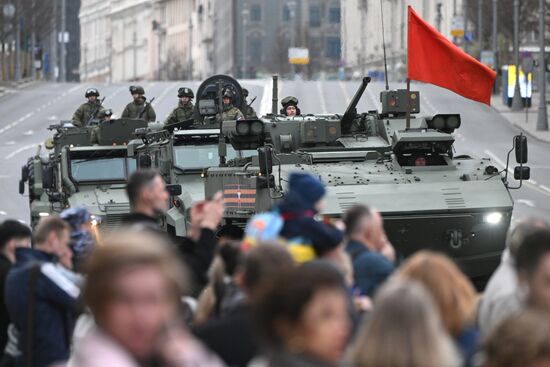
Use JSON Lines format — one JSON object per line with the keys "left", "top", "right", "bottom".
{"left": 398, "top": 250, "right": 476, "bottom": 336}
{"left": 84, "top": 230, "right": 187, "bottom": 321}
{"left": 351, "top": 279, "right": 457, "bottom": 367}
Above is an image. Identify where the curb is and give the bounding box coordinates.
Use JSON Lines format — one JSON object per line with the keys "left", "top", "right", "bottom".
{"left": 495, "top": 108, "right": 550, "bottom": 146}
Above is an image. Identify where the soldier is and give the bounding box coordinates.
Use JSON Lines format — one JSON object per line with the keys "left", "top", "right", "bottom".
{"left": 72, "top": 88, "right": 104, "bottom": 127}
{"left": 121, "top": 85, "right": 156, "bottom": 122}
{"left": 242, "top": 88, "right": 257, "bottom": 119}
{"left": 280, "top": 96, "right": 301, "bottom": 117}
{"left": 164, "top": 87, "right": 195, "bottom": 126}
{"left": 217, "top": 89, "right": 244, "bottom": 122}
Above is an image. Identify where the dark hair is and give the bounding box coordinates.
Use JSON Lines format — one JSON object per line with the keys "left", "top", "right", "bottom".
{"left": 515, "top": 228, "right": 550, "bottom": 276}
{"left": 34, "top": 216, "right": 70, "bottom": 245}
{"left": 0, "top": 220, "right": 31, "bottom": 249}
{"left": 218, "top": 241, "right": 243, "bottom": 276}
{"left": 241, "top": 244, "right": 294, "bottom": 298}
{"left": 126, "top": 169, "right": 160, "bottom": 207}
{"left": 254, "top": 260, "right": 347, "bottom": 346}
{"left": 343, "top": 205, "right": 372, "bottom": 237}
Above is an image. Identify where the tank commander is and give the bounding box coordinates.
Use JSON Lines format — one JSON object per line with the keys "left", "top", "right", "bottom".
{"left": 242, "top": 88, "right": 257, "bottom": 119}
{"left": 280, "top": 96, "right": 301, "bottom": 117}
{"left": 121, "top": 85, "right": 156, "bottom": 122}
{"left": 164, "top": 87, "right": 195, "bottom": 126}
{"left": 72, "top": 88, "right": 104, "bottom": 127}
{"left": 217, "top": 89, "right": 244, "bottom": 122}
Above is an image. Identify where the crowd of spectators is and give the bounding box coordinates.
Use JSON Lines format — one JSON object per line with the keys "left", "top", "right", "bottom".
{"left": 1, "top": 168, "right": 550, "bottom": 367}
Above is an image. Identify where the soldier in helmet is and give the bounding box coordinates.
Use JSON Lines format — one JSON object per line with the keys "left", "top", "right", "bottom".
{"left": 72, "top": 88, "right": 105, "bottom": 127}
{"left": 217, "top": 89, "right": 244, "bottom": 122}
{"left": 280, "top": 96, "right": 301, "bottom": 117}
{"left": 242, "top": 88, "right": 257, "bottom": 119}
{"left": 164, "top": 87, "right": 195, "bottom": 126}
{"left": 121, "top": 85, "right": 156, "bottom": 122}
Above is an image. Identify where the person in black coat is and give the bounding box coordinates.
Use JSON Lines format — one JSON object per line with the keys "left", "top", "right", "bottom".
{"left": 121, "top": 169, "right": 224, "bottom": 297}
{"left": 0, "top": 220, "right": 31, "bottom": 354}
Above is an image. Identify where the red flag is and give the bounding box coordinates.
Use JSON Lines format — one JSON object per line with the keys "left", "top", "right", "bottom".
{"left": 407, "top": 6, "right": 496, "bottom": 105}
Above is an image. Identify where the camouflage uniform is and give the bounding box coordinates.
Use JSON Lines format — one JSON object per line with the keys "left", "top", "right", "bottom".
{"left": 164, "top": 101, "right": 194, "bottom": 125}
{"left": 72, "top": 101, "right": 104, "bottom": 127}
{"left": 218, "top": 104, "right": 245, "bottom": 122}
{"left": 121, "top": 98, "right": 157, "bottom": 122}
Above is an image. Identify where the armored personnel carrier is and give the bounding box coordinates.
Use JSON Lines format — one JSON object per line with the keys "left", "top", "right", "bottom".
{"left": 204, "top": 76, "right": 530, "bottom": 278}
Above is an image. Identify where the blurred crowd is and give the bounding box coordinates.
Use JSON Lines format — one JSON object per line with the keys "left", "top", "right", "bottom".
{"left": 1, "top": 169, "right": 550, "bottom": 367}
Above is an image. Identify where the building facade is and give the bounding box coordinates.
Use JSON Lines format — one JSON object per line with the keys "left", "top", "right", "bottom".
{"left": 79, "top": 0, "right": 112, "bottom": 82}
{"left": 234, "top": 0, "right": 342, "bottom": 78}
{"left": 341, "top": 0, "right": 464, "bottom": 81}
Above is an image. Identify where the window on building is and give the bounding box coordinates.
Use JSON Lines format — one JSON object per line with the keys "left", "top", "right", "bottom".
{"left": 309, "top": 6, "right": 321, "bottom": 27}
{"left": 250, "top": 4, "right": 262, "bottom": 22}
{"left": 326, "top": 36, "right": 341, "bottom": 59}
{"left": 249, "top": 38, "right": 263, "bottom": 61}
{"left": 329, "top": 6, "right": 340, "bottom": 23}
{"left": 282, "top": 4, "right": 291, "bottom": 22}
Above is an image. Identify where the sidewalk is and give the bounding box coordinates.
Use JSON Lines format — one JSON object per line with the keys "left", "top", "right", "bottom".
{"left": 491, "top": 92, "right": 550, "bottom": 144}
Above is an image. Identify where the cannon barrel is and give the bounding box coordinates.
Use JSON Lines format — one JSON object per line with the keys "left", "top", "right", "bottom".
{"left": 341, "top": 76, "right": 371, "bottom": 134}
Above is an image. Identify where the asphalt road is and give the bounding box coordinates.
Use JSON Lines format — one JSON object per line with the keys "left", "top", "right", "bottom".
{"left": 0, "top": 79, "right": 548, "bottom": 225}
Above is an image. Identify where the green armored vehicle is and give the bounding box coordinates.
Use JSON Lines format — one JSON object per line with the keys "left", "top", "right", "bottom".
{"left": 204, "top": 76, "right": 530, "bottom": 278}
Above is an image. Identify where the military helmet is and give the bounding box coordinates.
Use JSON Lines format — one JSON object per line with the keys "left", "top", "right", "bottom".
{"left": 178, "top": 87, "right": 194, "bottom": 98}
{"left": 129, "top": 85, "right": 145, "bottom": 95}
{"left": 85, "top": 88, "right": 100, "bottom": 98}
{"left": 281, "top": 96, "right": 299, "bottom": 108}
{"left": 222, "top": 89, "right": 234, "bottom": 99}
{"left": 242, "top": 88, "right": 249, "bottom": 98}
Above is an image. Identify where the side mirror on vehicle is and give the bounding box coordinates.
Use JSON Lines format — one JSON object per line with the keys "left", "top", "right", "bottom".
{"left": 19, "top": 180, "right": 25, "bottom": 195}
{"left": 514, "top": 166, "right": 530, "bottom": 180}
{"left": 166, "top": 184, "right": 182, "bottom": 197}
{"left": 515, "top": 135, "right": 528, "bottom": 164}
{"left": 258, "top": 146, "right": 273, "bottom": 175}
{"left": 21, "top": 165, "right": 29, "bottom": 182}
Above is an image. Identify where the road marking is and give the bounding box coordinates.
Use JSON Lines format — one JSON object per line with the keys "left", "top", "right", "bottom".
{"left": 259, "top": 78, "right": 272, "bottom": 115}
{"left": 516, "top": 199, "right": 535, "bottom": 207}
{"left": 67, "top": 85, "right": 82, "bottom": 94}
{"left": 540, "top": 185, "right": 550, "bottom": 193}
{"left": 0, "top": 211, "right": 6, "bottom": 216}
{"left": 339, "top": 81, "right": 352, "bottom": 105}
{"left": 151, "top": 83, "right": 172, "bottom": 107}
{"left": 5, "top": 141, "right": 15, "bottom": 146}
{"left": 23, "top": 130, "right": 34, "bottom": 136}
{"left": 47, "top": 116, "right": 57, "bottom": 121}
{"left": 529, "top": 179, "right": 538, "bottom": 185}
{"left": 0, "top": 112, "right": 35, "bottom": 135}
{"left": 316, "top": 81, "right": 328, "bottom": 114}
{"left": 5, "top": 144, "right": 37, "bottom": 160}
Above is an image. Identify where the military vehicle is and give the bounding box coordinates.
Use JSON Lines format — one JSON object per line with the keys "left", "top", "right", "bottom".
{"left": 18, "top": 75, "right": 252, "bottom": 235}
{"left": 19, "top": 117, "right": 193, "bottom": 229}
{"left": 203, "top": 76, "right": 530, "bottom": 278}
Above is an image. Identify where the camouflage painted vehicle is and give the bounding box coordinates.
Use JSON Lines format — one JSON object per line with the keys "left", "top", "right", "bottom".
{"left": 204, "top": 76, "right": 530, "bottom": 278}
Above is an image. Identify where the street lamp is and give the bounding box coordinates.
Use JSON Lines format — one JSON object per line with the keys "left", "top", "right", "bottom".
{"left": 242, "top": 5, "right": 249, "bottom": 79}
{"left": 288, "top": 0, "right": 297, "bottom": 78}
{"left": 536, "top": 0, "right": 548, "bottom": 130}
{"left": 511, "top": 0, "right": 523, "bottom": 111}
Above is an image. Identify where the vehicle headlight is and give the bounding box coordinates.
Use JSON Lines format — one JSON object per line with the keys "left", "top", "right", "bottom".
{"left": 38, "top": 212, "right": 50, "bottom": 217}
{"left": 484, "top": 212, "right": 503, "bottom": 225}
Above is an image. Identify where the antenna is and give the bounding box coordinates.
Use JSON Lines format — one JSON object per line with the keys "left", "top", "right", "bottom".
{"left": 380, "top": 0, "right": 389, "bottom": 90}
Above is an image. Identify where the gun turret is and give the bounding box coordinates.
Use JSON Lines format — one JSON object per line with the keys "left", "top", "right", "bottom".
{"left": 341, "top": 77, "right": 371, "bottom": 134}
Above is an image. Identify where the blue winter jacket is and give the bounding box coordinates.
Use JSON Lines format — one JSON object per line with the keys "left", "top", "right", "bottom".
{"left": 5, "top": 248, "right": 81, "bottom": 367}
{"left": 345, "top": 240, "right": 395, "bottom": 297}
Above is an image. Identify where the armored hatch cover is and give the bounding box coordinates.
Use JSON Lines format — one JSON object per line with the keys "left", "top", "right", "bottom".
{"left": 97, "top": 118, "right": 148, "bottom": 145}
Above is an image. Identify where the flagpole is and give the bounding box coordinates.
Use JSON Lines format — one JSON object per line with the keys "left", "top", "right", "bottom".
{"left": 405, "top": 78, "right": 411, "bottom": 129}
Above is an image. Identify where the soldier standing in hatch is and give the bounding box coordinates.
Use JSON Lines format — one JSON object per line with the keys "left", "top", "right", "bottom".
{"left": 217, "top": 89, "right": 244, "bottom": 122}
{"left": 72, "top": 88, "right": 105, "bottom": 127}
{"left": 280, "top": 96, "right": 301, "bottom": 117}
{"left": 121, "top": 85, "right": 157, "bottom": 122}
{"left": 164, "top": 87, "right": 195, "bottom": 126}
{"left": 242, "top": 88, "right": 257, "bottom": 119}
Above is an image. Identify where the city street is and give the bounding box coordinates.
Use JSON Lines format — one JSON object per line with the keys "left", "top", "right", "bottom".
{"left": 0, "top": 79, "right": 548, "bottom": 225}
